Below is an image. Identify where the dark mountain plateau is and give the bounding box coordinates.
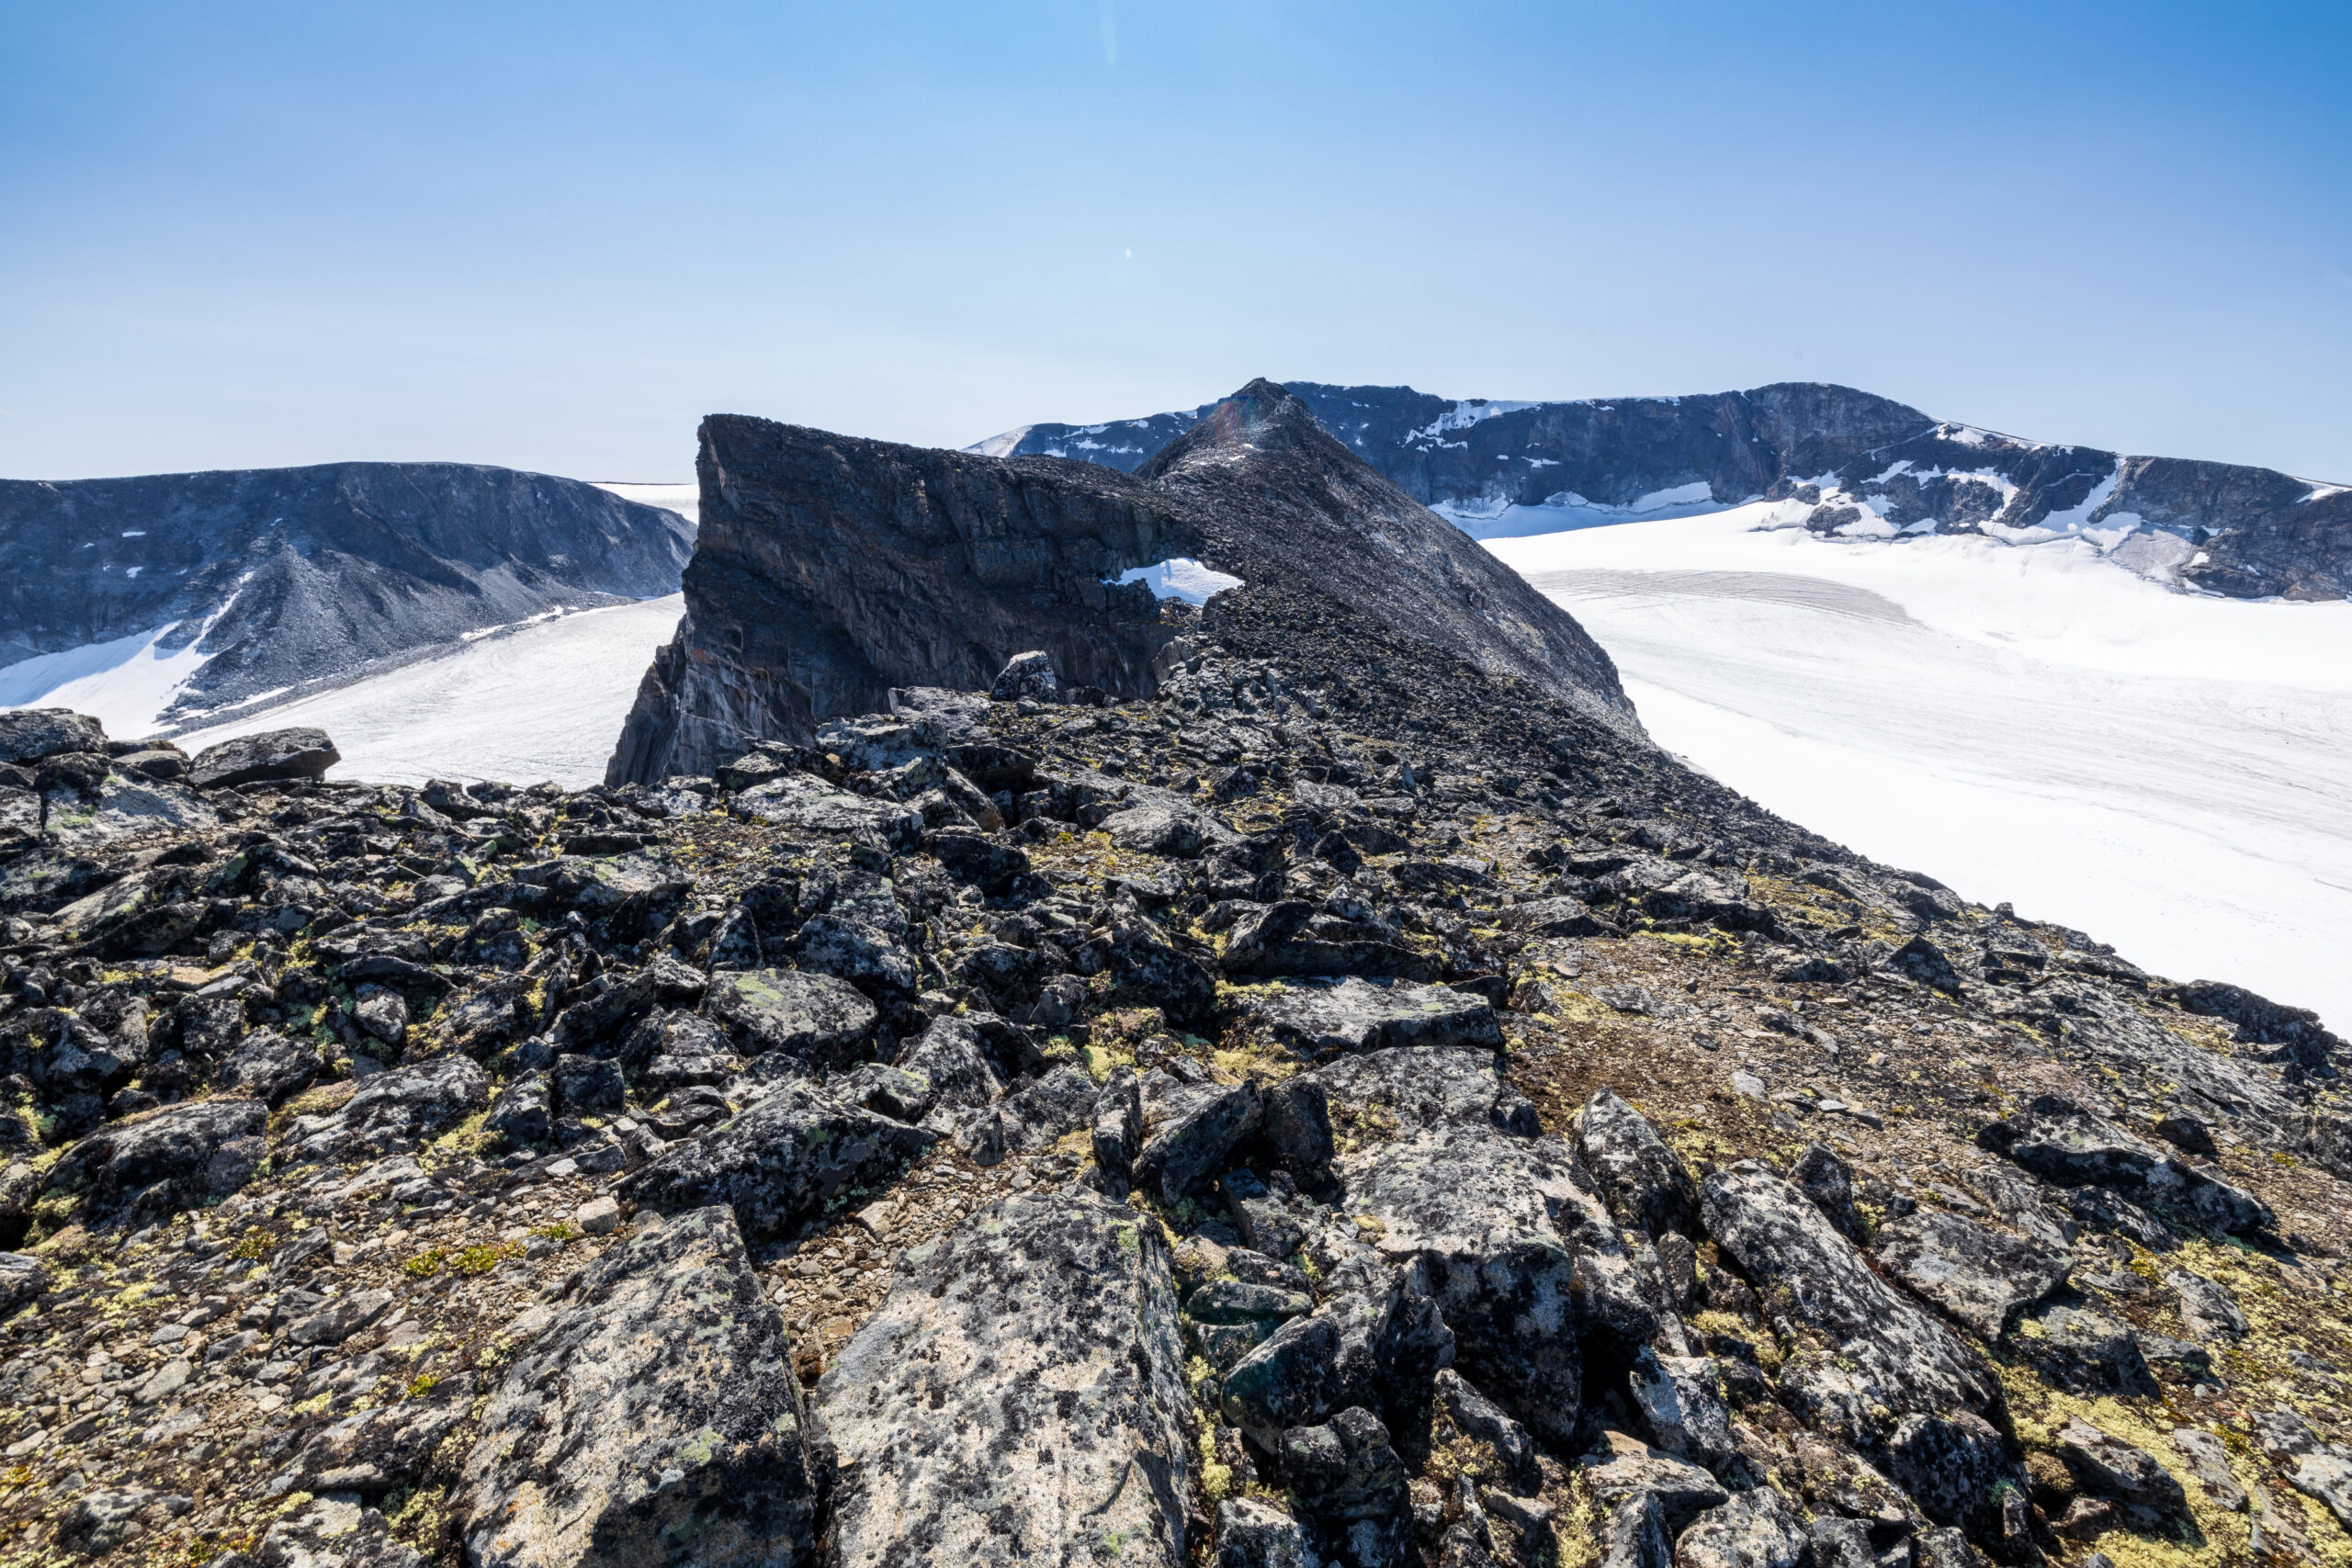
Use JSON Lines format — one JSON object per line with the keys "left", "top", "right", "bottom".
{"left": 0, "top": 383, "right": 2346, "bottom": 1568}
{"left": 0, "top": 463, "right": 694, "bottom": 728}
{"left": 987, "top": 382, "right": 2352, "bottom": 601}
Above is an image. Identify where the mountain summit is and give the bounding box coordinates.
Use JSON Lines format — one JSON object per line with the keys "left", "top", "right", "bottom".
{"left": 605, "top": 379, "right": 1635, "bottom": 784}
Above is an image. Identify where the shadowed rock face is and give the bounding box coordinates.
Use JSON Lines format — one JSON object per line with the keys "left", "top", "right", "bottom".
{"left": 605, "top": 417, "right": 1189, "bottom": 784}
{"left": 606, "top": 381, "right": 1637, "bottom": 784}
{"left": 0, "top": 463, "right": 694, "bottom": 726}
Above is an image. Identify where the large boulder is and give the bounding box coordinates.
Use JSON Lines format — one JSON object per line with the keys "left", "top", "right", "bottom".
{"left": 620, "top": 1080, "right": 934, "bottom": 1239}
{"left": 701, "top": 967, "right": 878, "bottom": 1068}
{"left": 40, "top": 1100, "right": 266, "bottom": 1226}
{"left": 1134, "top": 1075, "right": 1262, "bottom": 1202}
{"left": 460, "top": 1206, "right": 820, "bottom": 1568}
{"left": 1871, "top": 1208, "right": 2071, "bottom": 1338}
{"left": 1699, "top": 1162, "right": 2002, "bottom": 1452}
{"left": 0, "top": 708, "right": 105, "bottom": 764}
{"left": 1977, "top": 1095, "right": 2274, "bottom": 1236}
{"left": 818, "top": 1190, "right": 1193, "bottom": 1568}
{"left": 187, "top": 728, "right": 340, "bottom": 789}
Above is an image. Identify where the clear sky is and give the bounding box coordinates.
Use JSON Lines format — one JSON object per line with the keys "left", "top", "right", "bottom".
{"left": 3, "top": 1, "right": 2346, "bottom": 483}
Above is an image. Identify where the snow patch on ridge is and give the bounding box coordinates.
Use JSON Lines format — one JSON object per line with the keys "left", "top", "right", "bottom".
{"left": 1105, "top": 558, "right": 1245, "bottom": 605}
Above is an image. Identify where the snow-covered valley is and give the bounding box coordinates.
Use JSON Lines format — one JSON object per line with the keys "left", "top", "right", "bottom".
{"left": 171, "top": 595, "right": 684, "bottom": 790}
{"left": 1487, "top": 504, "right": 2352, "bottom": 1034}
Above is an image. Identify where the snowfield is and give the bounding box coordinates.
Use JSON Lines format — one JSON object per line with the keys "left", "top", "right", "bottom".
{"left": 1487, "top": 504, "right": 2352, "bottom": 1034}
{"left": 172, "top": 595, "right": 684, "bottom": 790}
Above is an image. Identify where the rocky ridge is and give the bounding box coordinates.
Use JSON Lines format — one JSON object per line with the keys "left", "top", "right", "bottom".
{"left": 1, "top": 383, "right": 2349, "bottom": 1568}
{"left": 0, "top": 464, "right": 694, "bottom": 728}
{"left": 981, "top": 383, "right": 2352, "bottom": 602}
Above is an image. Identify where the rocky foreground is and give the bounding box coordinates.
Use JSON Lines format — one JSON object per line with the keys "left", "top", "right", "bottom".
{"left": 0, "top": 631, "right": 2348, "bottom": 1568}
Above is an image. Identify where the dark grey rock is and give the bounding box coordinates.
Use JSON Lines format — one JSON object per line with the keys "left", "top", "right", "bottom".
{"left": 1579, "top": 1089, "right": 1699, "bottom": 1238}
{"left": 282, "top": 1055, "right": 488, "bottom": 1164}
{"left": 893, "top": 1014, "right": 1004, "bottom": 1111}
{"left": 1215, "top": 1497, "right": 1316, "bottom": 1568}
{"left": 262, "top": 1394, "right": 470, "bottom": 1499}
{"left": 1433, "top": 1367, "right": 1538, "bottom": 1494}
{"left": 956, "top": 1063, "right": 1099, "bottom": 1165}
{"left": 485, "top": 1070, "right": 553, "bottom": 1146}
{"left": 1628, "top": 1348, "right": 1736, "bottom": 1470}
{"left": 819, "top": 1189, "right": 1193, "bottom": 1568}
{"left": 1789, "top": 1143, "right": 1864, "bottom": 1243}
{"left": 622, "top": 1080, "right": 933, "bottom": 1240}
{"left": 2058, "top": 1418, "right": 2189, "bottom": 1526}
{"left": 0, "top": 709, "right": 105, "bottom": 765}
{"left": 1262, "top": 1077, "right": 1336, "bottom": 1188}
{"left": 1881, "top": 1410, "right": 2018, "bottom": 1536}
{"left": 1871, "top": 1208, "right": 2072, "bottom": 1338}
{"left": 214, "top": 1029, "right": 322, "bottom": 1107}
{"left": 1578, "top": 1430, "right": 1730, "bottom": 1532}
{"left": 1135, "top": 1075, "right": 1262, "bottom": 1202}
{"left": 701, "top": 967, "right": 878, "bottom": 1069}
{"left": 459, "top": 1205, "right": 819, "bottom": 1568}
{"left": 187, "top": 728, "right": 340, "bottom": 789}
{"left": 0, "top": 1251, "right": 49, "bottom": 1314}
{"left": 2009, "top": 1303, "right": 2157, "bottom": 1396}
{"left": 1977, "top": 1094, "right": 2274, "bottom": 1235}
{"left": 1104, "top": 804, "right": 1207, "bottom": 859}
{"left": 39, "top": 1099, "right": 266, "bottom": 1226}
{"left": 1282, "top": 1405, "right": 1413, "bottom": 1568}
{"left": 791, "top": 914, "right": 921, "bottom": 1000}
{"left": 2165, "top": 1269, "right": 2249, "bottom": 1341}
{"left": 1600, "top": 1492, "right": 1672, "bottom": 1568}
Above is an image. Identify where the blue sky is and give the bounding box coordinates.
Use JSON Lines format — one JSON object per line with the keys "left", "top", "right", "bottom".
{"left": 3, "top": 1, "right": 2346, "bottom": 481}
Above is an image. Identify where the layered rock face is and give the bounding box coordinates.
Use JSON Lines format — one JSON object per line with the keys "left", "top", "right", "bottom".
{"left": 608, "top": 382, "right": 1636, "bottom": 784}
{"left": 0, "top": 462, "right": 693, "bottom": 725}
{"left": 988, "top": 381, "right": 2352, "bottom": 601}
{"left": 605, "top": 417, "right": 1188, "bottom": 785}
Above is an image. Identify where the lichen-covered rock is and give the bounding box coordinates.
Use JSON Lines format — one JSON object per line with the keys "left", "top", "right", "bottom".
{"left": 1578, "top": 1430, "right": 1730, "bottom": 1531}
{"left": 1578, "top": 1089, "right": 1699, "bottom": 1239}
{"left": 790, "top": 914, "right": 921, "bottom": 1000}
{"left": 1788, "top": 1144, "right": 1864, "bottom": 1244}
{"left": 281, "top": 1055, "right": 488, "bottom": 1164}
{"left": 458, "top": 1205, "right": 818, "bottom": 1568}
{"left": 1673, "top": 1485, "right": 1807, "bottom": 1568}
{"left": 1247, "top": 976, "right": 1500, "bottom": 1057}
{"left": 819, "top": 1189, "right": 1193, "bottom": 1568}
{"left": 1977, "top": 1094, "right": 2274, "bottom": 1236}
{"left": 1871, "top": 1208, "right": 2071, "bottom": 1338}
{"left": 39, "top": 1099, "right": 266, "bottom": 1226}
{"left": 1220, "top": 1291, "right": 1387, "bottom": 1445}
{"left": 701, "top": 966, "right": 878, "bottom": 1068}
{"left": 213, "top": 1030, "right": 322, "bottom": 1107}
{"left": 1094, "top": 913, "right": 1216, "bottom": 1026}
{"left": 1135, "top": 1074, "right": 1262, "bottom": 1201}
{"left": 1880, "top": 1410, "right": 2018, "bottom": 1536}
{"left": 891, "top": 1014, "right": 1004, "bottom": 1110}
{"left": 264, "top": 1395, "right": 470, "bottom": 1499}
{"left": 1699, "top": 1162, "right": 2000, "bottom": 1452}
{"left": 0, "top": 708, "right": 106, "bottom": 765}
{"left": 2057, "top": 1418, "right": 2189, "bottom": 1527}
{"left": 731, "top": 775, "right": 920, "bottom": 841}
{"left": 956, "top": 1063, "right": 1099, "bottom": 1166}
{"left": 1283, "top": 1405, "right": 1413, "bottom": 1568}
{"left": 1433, "top": 1368, "right": 1539, "bottom": 1494}
{"left": 1629, "top": 1348, "right": 1736, "bottom": 1470}
{"left": 0, "top": 1251, "right": 48, "bottom": 1314}
{"left": 53, "top": 1486, "right": 193, "bottom": 1556}
{"left": 620, "top": 1081, "right": 934, "bottom": 1239}
{"left": 1317, "top": 1049, "right": 1648, "bottom": 1445}
{"left": 2008, "top": 1303, "right": 2157, "bottom": 1395}
{"left": 1214, "top": 1496, "right": 1317, "bottom": 1568}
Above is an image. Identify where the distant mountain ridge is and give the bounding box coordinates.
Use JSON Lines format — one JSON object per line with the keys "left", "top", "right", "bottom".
{"left": 978, "top": 382, "right": 2352, "bottom": 601}
{"left": 0, "top": 462, "right": 695, "bottom": 731}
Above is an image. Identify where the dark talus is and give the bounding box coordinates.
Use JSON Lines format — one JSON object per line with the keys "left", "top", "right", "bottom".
{"left": 0, "top": 463, "right": 693, "bottom": 725}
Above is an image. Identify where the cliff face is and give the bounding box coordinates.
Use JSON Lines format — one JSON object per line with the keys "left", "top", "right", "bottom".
{"left": 0, "top": 463, "right": 694, "bottom": 725}
{"left": 606, "top": 385, "right": 1638, "bottom": 784}
{"left": 605, "top": 417, "right": 1194, "bottom": 785}
{"left": 984, "top": 381, "right": 2352, "bottom": 601}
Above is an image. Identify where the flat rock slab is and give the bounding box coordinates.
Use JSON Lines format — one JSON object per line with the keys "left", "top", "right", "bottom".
{"left": 460, "top": 1205, "right": 819, "bottom": 1568}
{"left": 1245, "top": 976, "right": 1500, "bottom": 1057}
{"left": 0, "top": 707, "right": 106, "bottom": 764}
{"left": 819, "top": 1189, "right": 1193, "bottom": 1568}
{"left": 188, "top": 727, "right": 340, "bottom": 788}
{"left": 702, "top": 967, "right": 878, "bottom": 1067}
{"left": 732, "top": 775, "right": 918, "bottom": 841}
{"left": 40, "top": 775, "right": 219, "bottom": 852}
{"left": 621, "top": 1080, "right": 934, "bottom": 1240}
{"left": 1871, "top": 1208, "right": 2072, "bottom": 1338}
{"left": 40, "top": 1099, "right": 266, "bottom": 1225}
{"left": 1977, "top": 1094, "right": 2273, "bottom": 1236}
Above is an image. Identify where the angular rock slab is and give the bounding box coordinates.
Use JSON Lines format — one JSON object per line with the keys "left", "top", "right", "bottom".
{"left": 819, "top": 1189, "right": 1193, "bottom": 1568}
{"left": 1977, "top": 1094, "right": 2273, "bottom": 1236}
{"left": 1700, "top": 1162, "right": 2000, "bottom": 1452}
{"left": 40, "top": 1099, "right": 266, "bottom": 1226}
{"left": 731, "top": 774, "right": 919, "bottom": 841}
{"left": 460, "top": 1205, "right": 819, "bottom": 1568}
{"left": 621, "top": 1080, "right": 934, "bottom": 1240}
{"left": 1871, "top": 1208, "right": 2071, "bottom": 1338}
{"left": 188, "top": 727, "right": 340, "bottom": 788}
{"left": 1578, "top": 1089, "right": 1700, "bottom": 1239}
{"left": 1247, "top": 976, "right": 1501, "bottom": 1057}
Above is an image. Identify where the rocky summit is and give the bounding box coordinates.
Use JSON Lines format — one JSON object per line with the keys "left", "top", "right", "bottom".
{"left": 0, "top": 385, "right": 2349, "bottom": 1568}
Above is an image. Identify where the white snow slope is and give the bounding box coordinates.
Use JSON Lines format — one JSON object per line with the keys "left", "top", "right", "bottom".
{"left": 1487, "top": 504, "right": 2352, "bottom": 1035}
{"left": 171, "top": 596, "right": 684, "bottom": 790}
